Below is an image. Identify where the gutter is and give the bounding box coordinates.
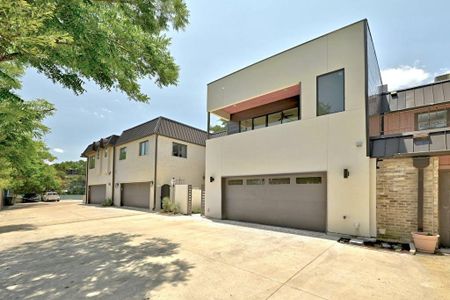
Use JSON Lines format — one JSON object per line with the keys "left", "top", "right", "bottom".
{"left": 153, "top": 134, "right": 159, "bottom": 210}
{"left": 112, "top": 146, "right": 116, "bottom": 204}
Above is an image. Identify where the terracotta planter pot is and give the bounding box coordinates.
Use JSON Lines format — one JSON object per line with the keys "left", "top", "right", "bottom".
{"left": 411, "top": 232, "right": 440, "bottom": 254}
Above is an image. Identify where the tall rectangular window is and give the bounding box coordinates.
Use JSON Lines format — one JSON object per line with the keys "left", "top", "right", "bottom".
{"left": 240, "top": 119, "right": 252, "bottom": 132}
{"left": 317, "top": 69, "right": 345, "bottom": 116}
{"left": 139, "top": 140, "right": 149, "bottom": 156}
{"left": 89, "top": 156, "right": 95, "bottom": 169}
{"left": 119, "top": 147, "right": 127, "bottom": 160}
{"left": 172, "top": 142, "right": 187, "bottom": 158}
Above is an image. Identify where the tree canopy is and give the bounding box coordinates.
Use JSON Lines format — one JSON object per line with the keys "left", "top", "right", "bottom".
{"left": 0, "top": 0, "right": 189, "bottom": 194}
{"left": 0, "top": 0, "right": 189, "bottom": 102}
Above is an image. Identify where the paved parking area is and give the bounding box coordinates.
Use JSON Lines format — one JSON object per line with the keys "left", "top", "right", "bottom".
{"left": 0, "top": 201, "right": 449, "bottom": 299}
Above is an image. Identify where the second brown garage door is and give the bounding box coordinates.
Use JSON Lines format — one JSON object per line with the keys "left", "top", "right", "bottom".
{"left": 223, "top": 173, "right": 327, "bottom": 232}
{"left": 89, "top": 184, "right": 106, "bottom": 205}
{"left": 121, "top": 182, "right": 150, "bottom": 209}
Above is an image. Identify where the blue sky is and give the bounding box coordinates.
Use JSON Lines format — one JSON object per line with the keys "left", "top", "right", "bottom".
{"left": 18, "top": 0, "right": 450, "bottom": 162}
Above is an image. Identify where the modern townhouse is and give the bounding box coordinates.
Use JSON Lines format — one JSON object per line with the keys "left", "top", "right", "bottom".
{"left": 204, "top": 19, "right": 450, "bottom": 247}
{"left": 82, "top": 117, "right": 207, "bottom": 211}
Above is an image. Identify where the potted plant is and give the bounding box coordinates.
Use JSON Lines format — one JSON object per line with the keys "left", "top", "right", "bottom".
{"left": 411, "top": 232, "right": 440, "bottom": 254}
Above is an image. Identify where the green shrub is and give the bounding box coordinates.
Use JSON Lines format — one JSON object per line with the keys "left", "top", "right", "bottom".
{"left": 162, "top": 197, "right": 179, "bottom": 214}
{"left": 192, "top": 207, "right": 202, "bottom": 214}
{"left": 102, "top": 198, "right": 113, "bottom": 207}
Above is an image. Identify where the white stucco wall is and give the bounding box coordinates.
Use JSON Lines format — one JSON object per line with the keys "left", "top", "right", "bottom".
{"left": 155, "top": 135, "right": 205, "bottom": 209}
{"left": 87, "top": 146, "right": 114, "bottom": 200}
{"left": 205, "top": 21, "right": 377, "bottom": 237}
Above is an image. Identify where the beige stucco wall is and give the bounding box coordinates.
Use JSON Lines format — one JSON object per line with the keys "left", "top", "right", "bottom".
{"left": 87, "top": 146, "right": 114, "bottom": 201}
{"left": 206, "top": 21, "right": 376, "bottom": 237}
{"left": 155, "top": 135, "right": 205, "bottom": 209}
{"left": 114, "top": 136, "right": 156, "bottom": 208}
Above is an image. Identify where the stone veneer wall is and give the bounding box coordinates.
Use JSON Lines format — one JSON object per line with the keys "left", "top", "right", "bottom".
{"left": 376, "top": 157, "right": 439, "bottom": 242}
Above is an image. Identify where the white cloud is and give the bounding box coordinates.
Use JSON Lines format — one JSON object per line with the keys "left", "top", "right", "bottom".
{"left": 53, "top": 148, "right": 64, "bottom": 153}
{"left": 381, "top": 65, "right": 431, "bottom": 91}
{"left": 93, "top": 112, "right": 105, "bottom": 119}
{"left": 101, "top": 107, "right": 112, "bottom": 113}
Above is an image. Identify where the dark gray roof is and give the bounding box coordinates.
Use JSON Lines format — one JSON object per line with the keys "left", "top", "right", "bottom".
{"left": 115, "top": 117, "right": 207, "bottom": 146}
{"left": 81, "top": 135, "right": 119, "bottom": 157}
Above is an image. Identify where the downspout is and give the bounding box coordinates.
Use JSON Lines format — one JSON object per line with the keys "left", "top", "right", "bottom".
{"left": 153, "top": 134, "right": 159, "bottom": 210}
{"left": 413, "top": 156, "right": 430, "bottom": 232}
{"left": 112, "top": 146, "right": 116, "bottom": 204}
{"left": 85, "top": 157, "right": 89, "bottom": 204}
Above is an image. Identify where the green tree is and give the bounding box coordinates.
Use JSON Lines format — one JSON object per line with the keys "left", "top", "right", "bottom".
{"left": 0, "top": 0, "right": 189, "bottom": 102}
{"left": 10, "top": 141, "right": 61, "bottom": 194}
{"left": 53, "top": 160, "right": 86, "bottom": 194}
{"left": 210, "top": 119, "right": 228, "bottom": 133}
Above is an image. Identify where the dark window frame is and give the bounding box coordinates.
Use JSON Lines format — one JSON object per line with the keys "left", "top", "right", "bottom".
{"left": 89, "top": 156, "right": 95, "bottom": 169}
{"left": 119, "top": 147, "right": 127, "bottom": 160}
{"left": 316, "top": 68, "right": 345, "bottom": 116}
{"left": 139, "top": 140, "right": 149, "bottom": 156}
{"left": 172, "top": 142, "right": 188, "bottom": 158}
{"left": 415, "top": 109, "right": 449, "bottom": 131}
{"left": 238, "top": 100, "right": 301, "bottom": 133}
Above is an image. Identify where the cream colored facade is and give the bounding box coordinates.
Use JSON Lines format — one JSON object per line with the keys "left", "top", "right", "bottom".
{"left": 86, "top": 146, "right": 114, "bottom": 200}
{"left": 108, "top": 135, "right": 205, "bottom": 210}
{"left": 206, "top": 20, "right": 377, "bottom": 237}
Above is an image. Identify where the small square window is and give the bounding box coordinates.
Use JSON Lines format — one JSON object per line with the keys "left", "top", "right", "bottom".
{"left": 253, "top": 116, "right": 266, "bottom": 129}
{"left": 104, "top": 149, "right": 108, "bottom": 158}
{"left": 246, "top": 178, "right": 265, "bottom": 185}
{"left": 268, "top": 112, "right": 282, "bottom": 127}
{"left": 282, "top": 108, "right": 299, "bottom": 123}
{"left": 139, "top": 140, "right": 149, "bottom": 156}
{"left": 172, "top": 142, "right": 187, "bottom": 158}
{"left": 228, "top": 179, "right": 243, "bottom": 185}
{"left": 296, "top": 177, "right": 322, "bottom": 184}
{"left": 240, "top": 119, "right": 252, "bottom": 132}
{"left": 269, "top": 178, "right": 290, "bottom": 185}
{"left": 119, "top": 147, "right": 127, "bottom": 160}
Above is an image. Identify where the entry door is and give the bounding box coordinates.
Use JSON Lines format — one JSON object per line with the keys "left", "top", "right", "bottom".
{"left": 439, "top": 171, "right": 450, "bottom": 247}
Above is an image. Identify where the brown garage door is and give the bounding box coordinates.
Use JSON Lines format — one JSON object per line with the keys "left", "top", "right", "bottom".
{"left": 89, "top": 185, "right": 106, "bottom": 205}
{"left": 223, "top": 173, "right": 327, "bottom": 232}
{"left": 122, "top": 182, "right": 150, "bottom": 209}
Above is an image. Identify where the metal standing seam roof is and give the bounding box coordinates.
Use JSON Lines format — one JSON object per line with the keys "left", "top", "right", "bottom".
{"left": 115, "top": 117, "right": 208, "bottom": 146}
{"left": 81, "top": 135, "right": 119, "bottom": 157}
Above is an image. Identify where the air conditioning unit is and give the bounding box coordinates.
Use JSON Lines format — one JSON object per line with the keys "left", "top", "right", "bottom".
{"left": 435, "top": 73, "right": 450, "bottom": 83}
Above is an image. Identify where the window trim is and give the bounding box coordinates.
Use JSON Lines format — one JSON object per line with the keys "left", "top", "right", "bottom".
{"left": 119, "top": 147, "right": 127, "bottom": 160}
{"left": 139, "top": 140, "right": 149, "bottom": 156}
{"left": 238, "top": 105, "right": 300, "bottom": 133}
{"left": 415, "top": 109, "right": 449, "bottom": 131}
{"left": 172, "top": 142, "right": 188, "bottom": 158}
{"left": 89, "top": 156, "right": 95, "bottom": 169}
{"left": 316, "top": 68, "right": 345, "bottom": 117}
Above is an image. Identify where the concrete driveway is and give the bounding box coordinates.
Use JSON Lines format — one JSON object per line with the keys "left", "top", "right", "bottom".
{"left": 0, "top": 201, "right": 449, "bottom": 300}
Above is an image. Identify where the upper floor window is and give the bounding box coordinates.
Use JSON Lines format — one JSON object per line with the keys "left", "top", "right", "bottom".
{"left": 417, "top": 110, "right": 448, "bottom": 130}
{"left": 317, "top": 69, "right": 345, "bottom": 116}
{"left": 89, "top": 156, "right": 95, "bottom": 169}
{"left": 139, "top": 140, "right": 149, "bottom": 156}
{"left": 96, "top": 151, "right": 100, "bottom": 159}
{"left": 119, "top": 147, "right": 127, "bottom": 160}
{"left": 104, "top": 149, "right": 108, "bottom": 158}
{"left": 239, "top": 107, "right": 299, "bottom": 132}
{"left": 172, "top": 142, "right": 187, "bottom": 158}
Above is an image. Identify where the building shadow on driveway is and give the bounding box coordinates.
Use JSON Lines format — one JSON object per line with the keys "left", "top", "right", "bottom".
{"left": 0, "top": 224, "right": 36, "bottom": 234}
{"left": 0, "top": 233, "right": 193, "bottom": 299}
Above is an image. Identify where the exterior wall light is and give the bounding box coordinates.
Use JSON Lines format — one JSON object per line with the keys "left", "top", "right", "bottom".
{"left": 115, "top": 183, "right": 120, "bottom": 188}
{"left": 209, "top": 176, "right": 215, "bottom": 183}
{"left": 343, "top": 169, "right": 350, "bottom": 178}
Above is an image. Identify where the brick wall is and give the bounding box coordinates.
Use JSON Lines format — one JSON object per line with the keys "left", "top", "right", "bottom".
{"left": 376, "top": 157, "right": 439, "bottom": 242}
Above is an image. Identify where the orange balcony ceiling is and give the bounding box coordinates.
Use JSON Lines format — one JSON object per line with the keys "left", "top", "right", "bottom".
{"left": 221, "top": 84, "right": 300, "bottom": 114}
